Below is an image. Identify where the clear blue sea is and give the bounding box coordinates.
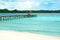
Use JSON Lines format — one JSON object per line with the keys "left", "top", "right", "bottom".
{"left": 0, "top": 13, "right": 60, "bottom": 37}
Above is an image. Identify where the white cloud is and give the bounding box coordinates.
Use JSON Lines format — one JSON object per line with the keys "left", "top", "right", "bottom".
{"left": 15, "top": 1, "right": 40, "bottom": 10}
{"left": 35, "top": 2, "right": 40, "bottom": 6}
{"left": 0, "top": 0, "right": 60, "bottom": 10}
{"left": 0, "top": 0, "right": 40, "bottom": 10}
{"left": 15, "top": 1, "right": 34, "bottom": 10}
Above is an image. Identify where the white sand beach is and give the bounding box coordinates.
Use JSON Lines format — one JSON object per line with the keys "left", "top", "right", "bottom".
{"left": 0, "top": 30, "right": 60, "bottom": 40}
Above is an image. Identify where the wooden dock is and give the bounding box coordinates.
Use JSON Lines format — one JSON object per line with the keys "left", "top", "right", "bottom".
{"left": 0, "top": 13, "right": 36, "bottom": 20}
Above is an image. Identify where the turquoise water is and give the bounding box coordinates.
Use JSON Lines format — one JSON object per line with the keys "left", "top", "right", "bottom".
{"left": 0, "top": 13, "right": 60, "bottom": 37}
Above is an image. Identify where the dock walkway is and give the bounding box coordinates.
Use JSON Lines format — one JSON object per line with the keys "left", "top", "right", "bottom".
{"left": 0, "top": 13, "right": 36, "bottom": 20}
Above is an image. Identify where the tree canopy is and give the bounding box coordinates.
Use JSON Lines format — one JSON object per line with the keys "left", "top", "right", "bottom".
{"left": 0, "top": 9, "right": 60, "bottom": 13}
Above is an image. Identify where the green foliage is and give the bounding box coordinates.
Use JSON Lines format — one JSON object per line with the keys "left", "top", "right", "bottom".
{"left": 0, "top": 9, "right": 60, "bottom": 13}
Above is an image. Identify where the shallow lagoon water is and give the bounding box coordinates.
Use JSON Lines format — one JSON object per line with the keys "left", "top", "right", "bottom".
{"left": 0, "top": 13, "right": 60, "bottom": 37}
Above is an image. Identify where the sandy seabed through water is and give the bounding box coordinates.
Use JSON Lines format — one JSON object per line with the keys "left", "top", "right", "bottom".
{"left": 0, "top": 30, "right": 60, "bottom": 40}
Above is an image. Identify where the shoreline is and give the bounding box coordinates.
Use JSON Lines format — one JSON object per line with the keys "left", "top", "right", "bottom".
{"left": 0, "top": 30, "right": 60, "bottom": 40}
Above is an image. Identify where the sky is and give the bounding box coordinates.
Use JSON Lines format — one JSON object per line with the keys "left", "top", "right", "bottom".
{"left": 0, "top": 0, "right": 60, "bottom": 10}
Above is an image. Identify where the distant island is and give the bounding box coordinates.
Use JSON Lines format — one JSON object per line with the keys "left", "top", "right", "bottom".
{"left": 0, "top": 9, "right": 60, "bottom": 13}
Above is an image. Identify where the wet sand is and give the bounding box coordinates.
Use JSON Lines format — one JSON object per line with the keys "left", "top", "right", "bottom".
{"left": 0, "top": 30, "right": 60, "bottom": 40}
